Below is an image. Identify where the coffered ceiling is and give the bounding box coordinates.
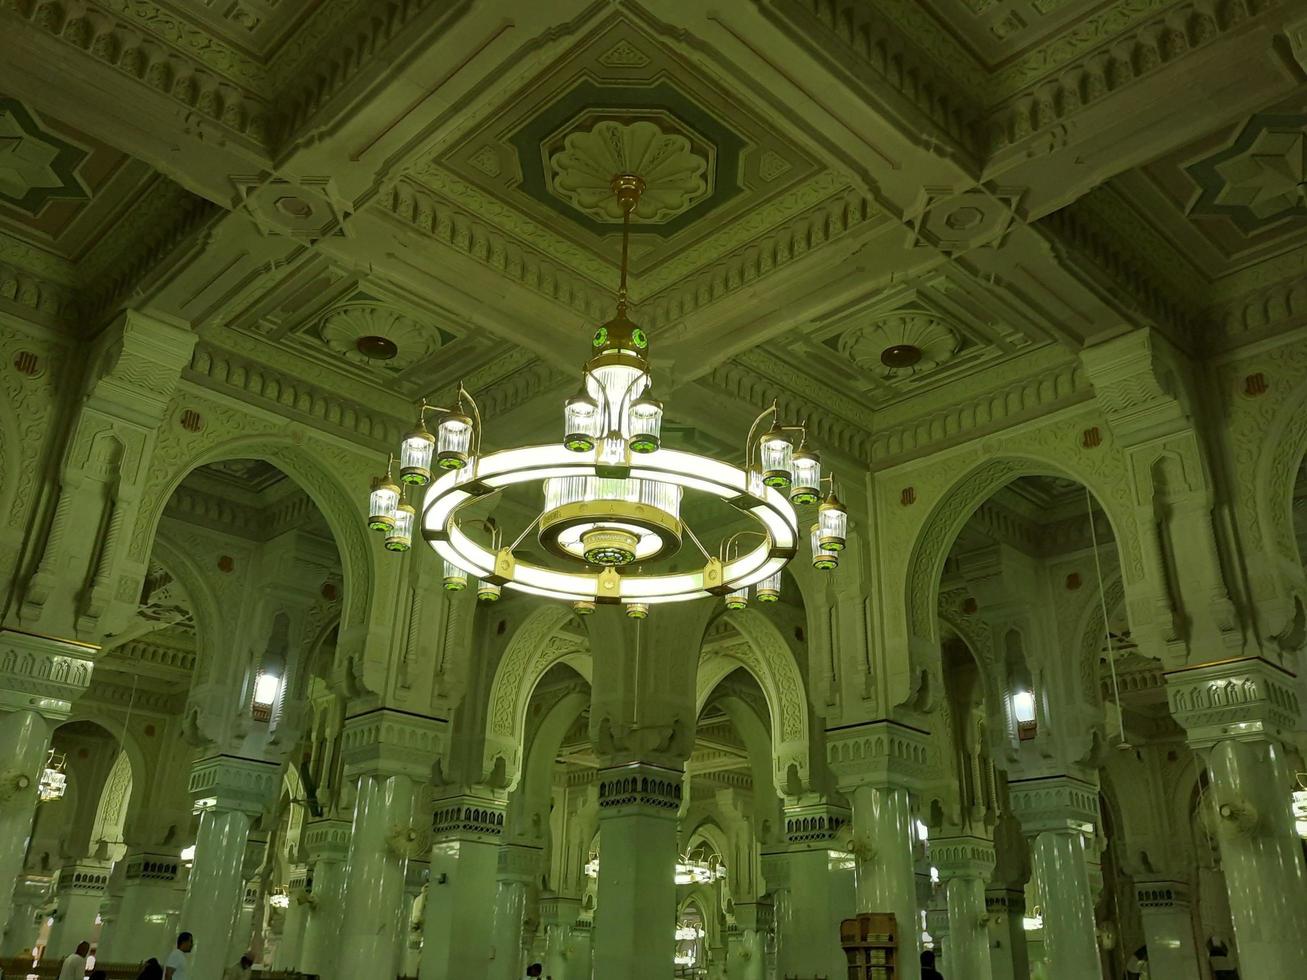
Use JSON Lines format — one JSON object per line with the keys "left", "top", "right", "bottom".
{"left": 1, "top": 0, "right": 1305, "bottom": 450}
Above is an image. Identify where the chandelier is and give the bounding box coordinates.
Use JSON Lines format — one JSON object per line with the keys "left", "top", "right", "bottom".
{"left": 366, "top": 174, "right": 846, "bottom": 614}
{"left": 38, "top": 748, "right": 67, "bottom": 803}
{"left": 584, "top": 845, "right": 726, "bottom": 885}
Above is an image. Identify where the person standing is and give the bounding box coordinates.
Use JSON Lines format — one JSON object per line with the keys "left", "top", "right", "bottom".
{"left": 920, "top": 949, "right": 944, "bottom": 980}
{"left": 164, "top": 932, "right": 193, "bottom": 980}
{"left": 220, "top": 955, "right": 253, "bottom": 980}
{"left": 56, "top": 941, "right": 90, "bottom": 980}
{"left": 135, "top": 958, "right": 163, "bottom": 980}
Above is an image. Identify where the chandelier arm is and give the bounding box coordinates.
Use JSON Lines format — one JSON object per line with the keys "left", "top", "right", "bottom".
{"left": 507, "top": 511, "right": 544, "bottom": 553}
{"left": 718, "top": 529, "right": 767, "bottom": 562}
{"left": 458, "top": 383, "right": 484, "bottom": 457}
{"left": 609, "top": 371, "right": 647, "bottom": 436}
{"left": 743, "top": 402, "right": 778, "bottom": 470}
{"left": 680, "top": 520, "right": 714, "bottom": 563}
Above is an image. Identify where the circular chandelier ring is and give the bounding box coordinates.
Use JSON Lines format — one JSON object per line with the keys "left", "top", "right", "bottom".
{"left": 420, "top": 445, "right": 798, "bottom": 604}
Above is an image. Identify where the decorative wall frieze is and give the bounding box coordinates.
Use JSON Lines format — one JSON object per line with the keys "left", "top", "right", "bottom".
{"left": 122, "top": 851, "right": 182, "bottom": 884}
{"left": 381, "top": 179, "right": 612, "bottom": 323}
{"left": 0, "top": 628, "right": 95, "bottom": 718}
{"left": 596, "top": 761, "right": 683, "bottom": 815}
{"left": 0, "top": 0, "right": 272, "bottom": 143}
{"left": 0, "top": 254, "right": 78, "bottom": 324}
{"left": 186, "top": 343, "right": 404, "bottom": 449}
{"left": 826, "top": 719, "right": 934, "bottom": 791}
{"left": 340, "top": 707, "right": 447, "bottom": 781}
{"left": 780, "top": 800, "right": 849, "bottom": 848}
{"left": 931, "top": 835, "right": 996, "bottom": 881}
{"left": 54, "top": 860, "right": 111, "bottom": 896}
{"left": 432, "top": 793, "right": 507, "bottom": 843}
{"left": 81, "top": 675, "right": 181, "bottom": 715}
{"left": 1134, "top": 878, "right": 1191, "bottom": 912}
{"left": 1007, "top": 773, "right": 1099, "bottom": 836}
{"left": 984, "top": 0, "right": 1279, "bottom": 151}
{"left": 497, "top": 840, "right": 543, "bottom": 882}
{"left": 1164, "top": 656, "right": 1301, "bottom": 748}
{"left": 188, "top": 754, "right": 281, "bottom": 815}
{"left": 302, "top": 818, "right": 352, "bottom": 863}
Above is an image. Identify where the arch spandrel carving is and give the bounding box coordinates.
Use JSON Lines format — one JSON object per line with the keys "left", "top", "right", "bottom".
{"left": 696, "top": 607, "right": 811, "bottom": 795}
{"left": 481, "top": 602, "right": 586, "bottom": 789}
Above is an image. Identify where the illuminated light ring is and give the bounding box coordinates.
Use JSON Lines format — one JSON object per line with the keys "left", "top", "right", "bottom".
{"left": 420, "top": 444, "right": 797, "bottom": 604}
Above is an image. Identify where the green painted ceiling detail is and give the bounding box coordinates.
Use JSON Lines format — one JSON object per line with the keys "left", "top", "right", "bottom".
{"left": 0, "top": 99, "right": 90, "bottom": 216}
{"left": 1185, "top": 114, "right": 1307, "bottom": 233}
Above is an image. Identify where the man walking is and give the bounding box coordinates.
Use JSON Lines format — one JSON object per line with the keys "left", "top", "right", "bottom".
{"left": 56, "top": 941, "right": 90, "bottom": 980}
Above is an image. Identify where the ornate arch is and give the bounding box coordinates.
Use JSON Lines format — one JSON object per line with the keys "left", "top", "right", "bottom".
{"left": 0, "top": 370, "right": 21, "bottom": 525}
{"left": 698, "top": 607, "right": 811, "bottom": 792}
{"left": 126, "top": 431, "right": 375, "bottom": 631}
{"left": 1074, "top": 570, "right": 1127, "bottom": 707}
{"left": 89, "top": 747, "right": 132, "bottom": 855}
{"left": 481, "top": 603, "right": 587, "bottom": 786}
{"left": 1256, "top": 371, "right": 1307, "bottom": 597}
{"left": 149, "top": 532, "right": 223, "bottom": 689}
{"left": 903, "top": 455, "right": 1135, "bottom": 645}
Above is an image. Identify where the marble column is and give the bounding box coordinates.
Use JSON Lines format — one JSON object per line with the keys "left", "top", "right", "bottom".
{"left": 1009, "top": 775, "right": 1099, "bottom": 980}
{"left": 1167, "top": 658, "right": 1307, "bottom": 978}
{"left": 2, "top": 873, "right": 52, "bottom": 957}
{"left": 728, "top": 903, "right": 768, "bottom": 980}
{"left": 179, "top": 756, "right": 279, "bottom": 980}
{"left": 489, "top": 842, "right": 540, "bottom": 980}
{"left": 273, "top": 866, "right": 310, "bottom": 970}
{"left": 570, "top": 915, "right": 593, "bottom": 980}
{"left": 848, "top": 782, "right": 920, "bottom": 976}
{"left": 592, "top": 762, "right": 682, "bottom": 980}
{"left": 228, "top": 882, "right": 257, "bottom": 962}
{"left": 106, "top": 851, "right": 186, "bottom": 965}
{"left": 984, "top": 887, "right": 1030, "bottom": 980}
{"left": 45, "top": 860, "right": 111, "bottom": 958}
{"left": 763, "top": 802, "right": 854, "bottom": 980}
{"left": 934, "top": 836, "right": 996, "bottom": 980}
{"left": 1134, "top": 879, "right": 1202, "bottom": 980}
{"left": 298, "top": 819, "right": 350, "bottom": 977}
{"left": 0, "top": 708, "right": 54, "bottom": 942}
{"left": 925, "top": 906, "right": 950, "bottom": 972}
{"left": 334, "top": 709, "right": 445, "bottom": 980}
{"left": 401, "top": 859, "right": 427, "bottom": 977}
{"left": 540, "top": 895, "right": 582, "bottom": 980}
{"left": 421, "top": 795, "right": 505, "bottom": 980}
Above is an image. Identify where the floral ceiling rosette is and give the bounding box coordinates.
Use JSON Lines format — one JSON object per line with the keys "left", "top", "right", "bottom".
{"left": 549, "top": 119, "right": 709, "bottom": 223}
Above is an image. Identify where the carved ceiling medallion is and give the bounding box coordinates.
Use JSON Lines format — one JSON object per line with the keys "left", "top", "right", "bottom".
{"left": 0, "top": 98, "right": 90, "bottom": 214}
{"left": 549, "top": 119, "right": 710, "bottom": 223}
{"left": 319, "top": 305, "right": 440, "bottom": 371}
{"left": 838, "top": 312, "right": 962, "bottom": 380}
{"left": 1186, "top": 114, "right": 1307, "bottom": 231}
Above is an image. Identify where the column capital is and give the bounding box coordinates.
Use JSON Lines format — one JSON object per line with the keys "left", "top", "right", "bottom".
{"left": 54, "top": 860, "right": 112, "bottom": 897}
{"left": 1008, "top": 774, "right": 1098, "bottom": 836}
{"left": 188, "top": 754, "right": 280, "bottom": 815}
{"left": 778, "top": 800, "right": 850, "bottom": 852}
{"left": 122, "top": 850, "right": 184, "bottom": 886}
{"left": 730, "top": 900, "right": 773, "bottom": 933}
{"left": 341, "top": 707, "right": 447, "bottom": 780}
{"left": 932, "top": 835, "right": 996, "bottom": 881}
{"left": 497, "top": 841, "right": 543, "bottom": 883}
{"left": 1134, "top": 878, "right": 1192, "bottom": 913}
{"left": 303, "top": 818, "right": 351, "bottom": 863}
{"left": 0, "top": 629, "right": 95, "bottom": 717}
{"left": 432, "top": 792, "right": 506, "bottom": 843}
{"left": 1165, "top": 657, "right": 1301, "bottom": 748}
{"left": 596, "top": 761, "right": 683, "bottom": 817}
{"left": 826, "top": 719, "right": 933, "bottom": 792}
{"left": 287, "top": 864, "right": 312, "bottom": 896}
{"left": 539, "top": 895, "right": 581, "bottom": 927}
{"left": 984, "top": 886, "right": 1025, "bottom": 918}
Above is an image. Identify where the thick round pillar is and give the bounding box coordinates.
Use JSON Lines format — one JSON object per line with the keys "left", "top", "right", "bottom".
{"left": 1029, "top": 830, "right": 1097, "bottom": 980}
{"left": 336, "top": 771, "right": 414, "bottom": 979}
{"left": 1134, "top": 880, "right": 1202, "bottom": 980}
{"left": 592, "top": 762, "right": 682, "bottom": 980}
{"left": 1205, "top": 736, "right": 1307, "bottom": 974}
{"left": 272, "top": 866, "right": 310, "bottom": 970}
{"left": 420, "top": 798, "right": 503, "bottom": 980}
{"left": 2, "top": 874, "right": 51, "bottom": 957}
{"left": 104, "top": 852, "right": 185, "bottom": 965}
{"left": 298, "top": 820, "right": 350, "bottom": 977}
{"left": 489, "top": 876, "right": 529, "bottom": 980}
{"left": 0, "top": 710, "right": 51, "bottom": 941}
{"left": 180, "top": 756, "right": 279, "bottom": 980}
{"left": 850, "top": 783, "right": 920, "bottom": 978}
{"left": 45, "top": 862, "right": 110, "bottom": 959}
{"left": 934, "top": 836, "right": 996, "bottom": 980}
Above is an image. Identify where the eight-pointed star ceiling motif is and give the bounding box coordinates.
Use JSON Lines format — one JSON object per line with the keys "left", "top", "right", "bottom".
{"left": 1186, "top": 114, "right": 1307, "bottom": 232}
{"left": 0, "top": 98, "right": 90, "bottom": 216}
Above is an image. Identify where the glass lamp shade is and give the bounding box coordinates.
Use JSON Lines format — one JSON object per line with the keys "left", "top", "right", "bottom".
{"left": 818, "top": 493, "right": 848, "bottom": 551}
{"left": 811, "top": 524, "right": 838, "bottom": 571}
{"left": 628, "top": 394, "right": 663, "bottom": 454}
{"left": 252, "top": 671, "right": 281, "bottom": 707}
{"left": 368, "top": 478, "right": 401, "bottom": 532}
{"left": 1012, "top": 690, "right": 1036, "bottom": 724}
{"left": 477, "top": 580, "right": 502, "bottom": 602}
{"left": 400, "top": 428, "right": 436, "bottom": 485}
{"left": 436, "top": 412, "right": 474, "bottom": 470}
{"left": 759, "top": 426, "right": 793, "bottom": 488}
{"left": 384, "top": 501, "right": 416, "bottom": 552}
{"left": 756, "top": 571, "right": 782, "bottom": 602}
{"left": 725, "top": 586, "right": 749, "bottom": 610}
{"left": 626, "top": 601, "right": 650, "bottom": 619}
{"left": 790, "top": 448, "right": 821, "bottom": 505}
{"left": 442, "top": 560, "right": 468, "bottom": 591}
{"left": 573, "top": 599, "right": 596, "bottom": 616}
{"left": 564, "top": 389, "right": 602, "bottom": 453}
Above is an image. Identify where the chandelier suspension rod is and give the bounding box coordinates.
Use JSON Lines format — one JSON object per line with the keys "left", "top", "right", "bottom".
{"left": 617, "top": 186, "right": 633, "bottom": 315}
{"left": 1086, "top": 485, "right": 1128, "bottom": 748}
{"left": 681, "top": 520, "right": 714, "bottom": 563}
{"left": 507, "top": 512, "right": 544, "bottom": 553}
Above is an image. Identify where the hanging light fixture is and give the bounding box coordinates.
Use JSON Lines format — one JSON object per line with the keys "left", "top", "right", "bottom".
{"left": 366, "top": 174, "right": 845, "bottom": 612}
{"left": 368, "top": 455, "right": 401, "bottom": 532}
{"left": 384, "top": 494, "right": 416, "bottom": 553}
{"left": 37, "top": 749, "right": 67, "bottom": 803}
